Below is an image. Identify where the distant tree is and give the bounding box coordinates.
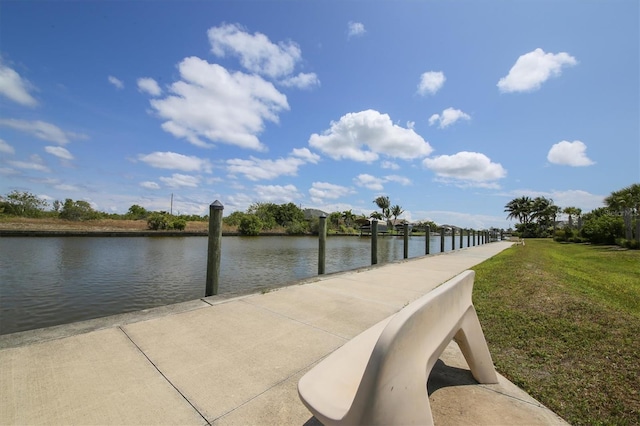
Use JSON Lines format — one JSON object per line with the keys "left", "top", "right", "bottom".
{"left": 504, "top": 196, "right": 533, "bottom": 225}
{"left": 223, "top": 211, "right": 247, "bottom": 227}
{"left": 2, "top": 190, "right": 49, "bottom": 217}
{"left": 373, "top": 196, "right": 391, "bottom": 224}
{"left": 580, "top": 208, "right": 624, "bottom": 245}
{"left": 147, "top": 212, "right": 169, "bottom": 230}
{"left": 328, "top": 211, "right": 342, "bottom": 228}
{"left": 126, "top": 204, "right": 149, "bottom": 220}
{"left": 59, "top": 199, "right": 100, "bottom": 221}
{"left": 247, "top": 202, "right": 278, "bottom": 229}
{"left": 605, "top": 183, "right": 640, "bottom": 241}
{"left": 390, "top": 204, "right": 404, "bottom": 224}
{"left": 341, "top": 209, "right": 355, "bottom": 227}
{"left": 563, "top": 207, "right": 582, "bottom": 230}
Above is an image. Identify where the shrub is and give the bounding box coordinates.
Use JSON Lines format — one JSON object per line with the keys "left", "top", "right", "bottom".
{"left": 580, "top": 214, "right": 624, "bottom": 245}
{"left": 170, "top": 218, "right": 187, "bottom": 231}
{"left": 238, "top": 214, "right": 263, "bottom": 236}
{"left": 147, "top": 213, "right": 169, "bottom": 230}
{"left": 285, "top": 220, "right": 308, "bottom": 235}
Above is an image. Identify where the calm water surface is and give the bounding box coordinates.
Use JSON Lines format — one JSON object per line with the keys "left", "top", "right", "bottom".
{"left": 0, "top": 234, "right": 465, "bottom": 335}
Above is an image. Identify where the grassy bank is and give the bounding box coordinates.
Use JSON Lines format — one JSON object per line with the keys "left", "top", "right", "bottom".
{"left": 472, "top": 239, "right": 639, "bottom": 425}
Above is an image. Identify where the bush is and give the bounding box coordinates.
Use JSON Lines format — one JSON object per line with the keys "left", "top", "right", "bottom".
{"left": 580, "top": 214, "right": 624, "bottom": 245}
{"left": 147, "top": 213, "right": 169, "bottom": 230}
{"left": 285, "top": 220, "right": 308, "bottom": 235}
{"left": 238, "top": 215, "right": 263, "bottom": 236}
{"left": 616, "top": 238, "right": 640, "bottom": 250}
{"left": 170, "top": 218, "right": 187, "bottom": 231}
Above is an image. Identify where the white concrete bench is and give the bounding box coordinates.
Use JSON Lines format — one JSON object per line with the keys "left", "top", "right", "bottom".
{"left": 297, "top": 270, "right": 498, "bottom": 426}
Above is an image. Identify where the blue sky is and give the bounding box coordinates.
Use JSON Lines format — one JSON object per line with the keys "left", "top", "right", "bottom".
{"left": 1, "top": 1, "right": 638, "bottom": 229}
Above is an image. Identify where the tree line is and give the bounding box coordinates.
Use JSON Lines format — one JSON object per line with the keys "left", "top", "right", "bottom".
{"left": 504, "top": 183, "right": 639, "bottom": 248}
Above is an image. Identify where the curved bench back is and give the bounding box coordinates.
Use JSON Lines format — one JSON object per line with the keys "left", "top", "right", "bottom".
{"left": 345, "top": 270, "right": 497, "bottom": 425}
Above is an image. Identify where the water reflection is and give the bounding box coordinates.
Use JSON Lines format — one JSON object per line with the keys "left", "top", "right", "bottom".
{"left": 0, "top": 234, "right": 464, "bottom": 335}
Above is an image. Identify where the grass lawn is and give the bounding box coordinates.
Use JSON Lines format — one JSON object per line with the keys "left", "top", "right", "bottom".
{"left": 472, "top": 239, "right": 639, "bottom": 425}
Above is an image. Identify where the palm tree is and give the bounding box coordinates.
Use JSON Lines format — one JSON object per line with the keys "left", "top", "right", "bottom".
{"left": 504, "top": 196, "right": 533, "bottom": 225}
{"left": 341, "top": 209, "right": 355, "bottom": 228}
{"left": 373, "top": 196, "right": 391, "bottom": 227}
{"left": 605, "top": 184, "right": 640, "bottom": 240}
{"left": 563, "top": 207, "right": 582, "bottom": 230}
{"left": 390, "top": 204, "right": 404, "bottom": 224}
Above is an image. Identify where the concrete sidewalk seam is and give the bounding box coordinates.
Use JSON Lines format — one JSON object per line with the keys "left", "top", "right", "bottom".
{"left": 118, "top": 326, "right": 211, "bottom": 426}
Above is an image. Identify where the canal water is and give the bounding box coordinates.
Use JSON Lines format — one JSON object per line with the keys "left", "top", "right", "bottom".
{"left": 0, "top": 234, "right": 466, "bottom": 335}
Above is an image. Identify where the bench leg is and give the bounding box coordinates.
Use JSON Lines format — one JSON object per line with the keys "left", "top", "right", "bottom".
{"left": 454, "top": 306, "right": 499, "bottom": 384}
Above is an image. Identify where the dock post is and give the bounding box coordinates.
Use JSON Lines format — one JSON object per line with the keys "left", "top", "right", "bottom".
{"left": 205, "top": 200, "right": 224, "bottom": 297}
{"left": 425, "top": 228, "right": 430, "bottom": 254}
{"left": 460, "top": 228, "right": 464, "bottom": 248}
{"left": 473, "top": 230, "right": 476, "bottom": 246}
{"left": 451, "top": 228, "right": 456, "bottom": 251}
{"left": 371, "top": 220, "right": 378, "bottom": 265}
{"left": 467, "top": 229, "right": 471, "bottom": 248}
{"left": 318, "top": 214, "right": 326, "bottom": 275}
{"left": 403, "top": 223, "right": 409, "bottom": 259}
{"left": 440, "top": 228, "right": 445, "bottom": 253}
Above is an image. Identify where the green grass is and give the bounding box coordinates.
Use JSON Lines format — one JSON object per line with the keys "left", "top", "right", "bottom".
{"left": 472, "top": 239, "right": 640, "bottom": 425}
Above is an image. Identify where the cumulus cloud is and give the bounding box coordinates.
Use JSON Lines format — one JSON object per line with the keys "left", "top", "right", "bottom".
{"left": 547, "top": 140, "right": 595, "bottom": 166}
{"left": 384, "top": 175, "right": 412, "bottom": 186}
{"left": 108, "top": 75, "right": 124, "bottom": 90}
{"left": 208, "top": 23, "right": 302, "bottom": 79}
{"left": 498, "top": 48, "right": 577, "bottom": 93}
{"left": 0, "top": 61, "right": 38, "bottom": 106}
{"left": 45, "top": 146, "right": 74, "bottom": 160}
{"left": 279, "top": 72, "right": 320, "bottom": 89}
{"left": 159, "top": 173, "right": 201, "bottom": 188}
{"left": 428, "top": 107, "right": 471, "bottom": 129}
{"left": 138, "top": 151, "right": 212, "bottom": 172}
{"left": 309, "top": 110, "right": 433, "bottom": 162}
{"left": 309, "top": 182, "right": 355, "bottom": 203}
{"left": 381, "top": 160, "right": 399, "bottom": 170}
{"left": 137, "top": 77, "right": 162, "bottom": 96}
{"left": 0, "top": 119, "right": 88, "bottom": 145}
{"left": 227, "top": 154, "right": 308, "bottom": 181}
{"left": 140, "top": 181, "right": 160, "bottom": 190}
{"left": 254, "top": 184, "right": 301, "bottom": 203}
{"left": 149, "top": 56, "right": 289, "bottom": 150}
{"left": 348, "top": 21, "right": 366, "bottom": 38}
{"left": 353, "top": 174, "right": 384, "bottom": 191}
{"left": 0, "top": 138, "right": 15, "bottom": 154}
{"left": 417, "top": 71, "right": 445, "bottom": 96}
{"left": 291, "top": 147, "right": 321, "bottom": 163}
{"left": 423, "top": 151, "right": 506, "bottom": 186}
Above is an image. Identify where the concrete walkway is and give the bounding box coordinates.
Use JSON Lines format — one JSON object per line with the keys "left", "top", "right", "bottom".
{"left": 0, "top": 242, "right": 567, "bottom": 425}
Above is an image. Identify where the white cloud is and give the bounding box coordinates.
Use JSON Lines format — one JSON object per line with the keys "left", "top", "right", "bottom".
{"left": 348, "top": 21, "right": 366, "bottom": 38}
{"left": 0, "top": 118, "right": 88, "bottom": 145}
{"left": 54, "top": 183, "right": 80, "bottom": 192}
{"left": 150, "top": 56, "right": 289, "bottom": 150}
{"left": 381, "top": 160, "right": 399, "bottom": 170}
{"left": 0, "top": 138, "right": 15, "bottom": 154}
{"left": 45, "top": 146, "right": 74, "bottom": 160}
{"left": 227, "top": 155, "right": 307, "bottom": 181}
{"left": 0, "top": 61, "right": 38, "bottom": 106}
{"left": 309, "top": 110, "right": 433, "bottom": 162}
{"left": 547, "top": 140, "right": 595, "bottom": 167}
{"left": 309, "top": 182, "right": 355, "bottom": 203}
{"left": 498, "top": 48, "right": 577, "bottom": 93}
{"left": 423, "top": 151, "right": 507, "bottom": 186}
{"left": 138, "top": 151, "right": 212, "bottom": 172}
{"left": 353, "top": 174, "right": 384, "bottom": 191}
{"left": 108, "top": 75, "right": 124, "bottom": 90}
{"left": 254, "top": 184, "right": 301, "bottom": 203}
{"left": 279, "top": 72, "right": 320, "bottom": 89}
{"left": 428, "top": 107, "right": 471, "bottom": 129}
{"left": 8, "top": 154, "right": 50, "bottom": 173}
{"left": 208, "top": 23, "right": 302, "bottom": 79}
{"left": 159, "top": 173, "right": 201, "bottom": 188}
{"left": 140, "top": 181, "right": 160, "bottom": 190}
{"left": 137, "top": 77, "right": 162, "bottom": 96}
{"left": 417, "top": 71, "right": 445, "bottom": 96}
{"left": 384, "top": 175, "right": 412, "bottom": 186}
{"left": 291, "top": 147, "right": 320, "bottom": 164}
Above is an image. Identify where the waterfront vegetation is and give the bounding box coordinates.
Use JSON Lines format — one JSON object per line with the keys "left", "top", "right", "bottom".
{"left": 472, "top": 239, "right": 640, "bottom": 425}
